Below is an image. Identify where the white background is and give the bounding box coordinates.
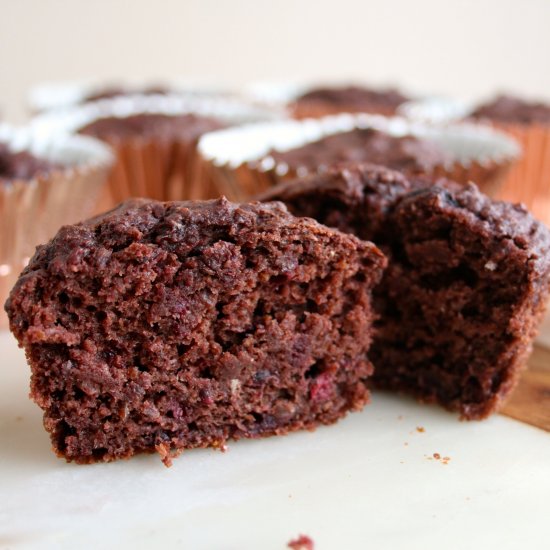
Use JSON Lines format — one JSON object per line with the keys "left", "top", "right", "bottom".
{"left": 2, "top": 0, "right": 550, "bottom": 122}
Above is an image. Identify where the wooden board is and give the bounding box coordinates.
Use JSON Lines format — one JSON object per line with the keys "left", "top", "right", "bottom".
{"left": 501, "top": 345, "right": 550, "bottom": 431}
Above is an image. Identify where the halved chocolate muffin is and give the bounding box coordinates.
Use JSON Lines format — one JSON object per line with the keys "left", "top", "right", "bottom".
{"left": 259, "top": 164, "right": 550, "bottom": 418}
{"left": 6, "top": 197, "right": 386, "bottom": 464}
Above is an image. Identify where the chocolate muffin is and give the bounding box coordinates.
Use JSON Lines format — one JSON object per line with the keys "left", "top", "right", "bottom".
{"left": 264, "top": 128, "right": 450, "bottom": 178}
{"left": 292, "top": 85, "right": 409, "bottom": 118}
{"left": 6, "top": 197, "right": 386, "bottom": 464}
{"left": 259, "top": 164, "right": 550, "bottom": 418}
{"left": 198, "top": 115, "right": 519, "bottom": 203}
{"left": 78, "top": 113, "right": 224, "bottom": 143}
{"left": 0, "top": 142, "right": 60, "bottom": 182}
{"left": 75, "top": 112, "right": 227, "bottom": 207}
{"left": 0, "top": 125, "right": 113, "bottom": 329}
{"left": 468, "top": 94, "right": 550, "bottom": 223}
{"left": 471, "top": 95, "right": 550, "bottom": 126}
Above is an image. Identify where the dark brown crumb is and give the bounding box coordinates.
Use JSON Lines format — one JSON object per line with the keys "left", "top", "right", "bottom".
{"left": 6, "top": 197, "right": 386, "bottom": 464}
{"left": 416, "top": 426, "right": 425, "bottom": 433}
{"left": 260, "top": 163, "right": 550, "bottom": 419}
{"left": 430, "top": 453, "right": 451, "bottom": 465}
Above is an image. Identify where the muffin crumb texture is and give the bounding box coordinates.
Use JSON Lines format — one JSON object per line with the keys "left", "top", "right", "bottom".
{"left": 261, "top": 163, "right": 550, "bottom": 418}
{"left": 6, "top": 197, "right": 385, "bottom": 464}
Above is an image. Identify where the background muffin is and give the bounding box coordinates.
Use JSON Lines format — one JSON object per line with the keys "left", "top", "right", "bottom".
{"left": 0, "top": 123, "right": 113, "bottom": 327}
{"left": 470, "top": 95, "right": 550, "bottom": 225}
{"left": 31, "top": 94, "right": 280, "bottom": 210}
{"left": 291, "top": 84, "right": 410, "bottom": 118}
{"left": 401, "top": 93, "right": 550, "bottom": 225}
{"left": 197, "top": 113, "right": 520, "bottom": 201}
{"left": 246, "top": 81, "right": 411, "bottom": 119}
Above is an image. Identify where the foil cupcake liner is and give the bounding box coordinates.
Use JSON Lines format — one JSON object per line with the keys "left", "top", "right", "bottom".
{"left": 31, "top": 94, "right": 280, "bottom": 210}
{"left": 400, "top": 97, "right": 550, "bottom": 225}
{"left": 197, "top": 113, "right": 520, "bottom": 202}
{"left": 0, "top": 124, "right": 113, "bottom": 328}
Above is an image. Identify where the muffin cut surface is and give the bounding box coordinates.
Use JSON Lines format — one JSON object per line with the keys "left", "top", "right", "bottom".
{"left": 6, "top": 197, "right": 385, "bottom": 464}
{"left": 260, "top": 164, "right": 550, "bottom": 418}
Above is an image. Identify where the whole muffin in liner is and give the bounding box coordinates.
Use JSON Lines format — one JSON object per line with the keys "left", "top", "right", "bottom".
{"left": 31, "top": 94, "right": 280, "bottom": 209}
{"left": 0, "top": 124, "right": 113, "bottom": 328}
{"left": 400, "top": 95, "right": 550, "bottom": 226}
{"left": 245, "top": 81, "right": 411, "bottom": 119}
{"left": 197, "top": 113, "right": 520, "bottom": 202}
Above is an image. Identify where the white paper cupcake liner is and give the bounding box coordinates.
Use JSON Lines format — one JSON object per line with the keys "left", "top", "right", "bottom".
{"left": 0, "top": 124, "right": 113, "bottom": 328}
{"left": 398, "top": 97, "right": 473, "bottom": 125}
{"left": 197, "top": 113, "right": 521, "bottom": 201}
